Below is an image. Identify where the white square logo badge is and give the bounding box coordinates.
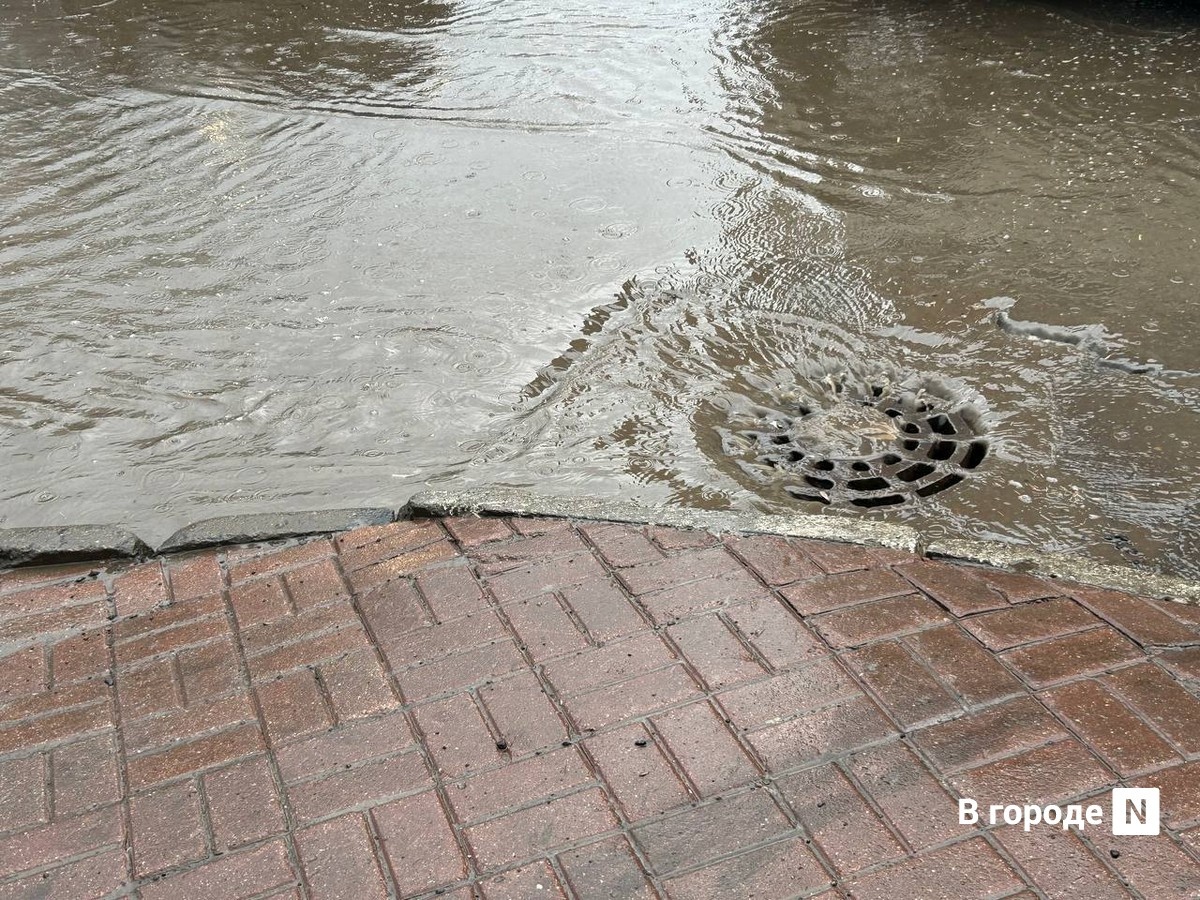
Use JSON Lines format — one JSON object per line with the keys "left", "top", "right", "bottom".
{"left": 1112, "top": 788, "right": 1160, "bottom": 835}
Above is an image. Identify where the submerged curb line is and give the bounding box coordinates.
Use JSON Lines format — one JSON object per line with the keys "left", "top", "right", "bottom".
{"left": 925, "top": 536, "right": 1200, "bottom": 605}
{"left": 408, "top": 488, "right": 922, "bottom": 550}
{"left": 407, "top": 487, "right": 1200, "bottom": 604}
{"left": 1, "top": 488, "right": 1195, "bottom": 603}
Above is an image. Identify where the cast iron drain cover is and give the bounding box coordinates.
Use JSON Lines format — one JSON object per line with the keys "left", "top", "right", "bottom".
{"left": 721, "top": 379, "right": 988, "bottom": 507}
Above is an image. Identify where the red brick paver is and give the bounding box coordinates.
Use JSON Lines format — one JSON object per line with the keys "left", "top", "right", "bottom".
{"left": 0, "top": 517, "right": 1198, "bottom": 898}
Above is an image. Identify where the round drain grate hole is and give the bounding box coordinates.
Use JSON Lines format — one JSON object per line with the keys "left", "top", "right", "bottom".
{"left": 725, "top": 380, "right": 989, "bottom": 507}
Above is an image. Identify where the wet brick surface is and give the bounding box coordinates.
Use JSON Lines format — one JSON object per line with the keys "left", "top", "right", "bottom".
{"left": 0, "top": 515, "right": 1198, "bottom": 898}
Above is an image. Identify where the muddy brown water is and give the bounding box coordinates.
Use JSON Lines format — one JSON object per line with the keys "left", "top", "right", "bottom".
{"left": 1, "top": 0, "right": 1198, "bottom": 575}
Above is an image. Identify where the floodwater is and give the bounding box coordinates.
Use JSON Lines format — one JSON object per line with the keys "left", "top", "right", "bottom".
{"left": 2, "top": 0, "right": 1198, "bottom": 575}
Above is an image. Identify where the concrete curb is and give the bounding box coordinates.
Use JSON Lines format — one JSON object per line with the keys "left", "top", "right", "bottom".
{"left": 0, "top": 525, "right": 152, "bottom": 568}
{"left": 408, "top": 487, "right": 922, "bottom": 552}
{"left": 925, "top": 537, "right": 1200, "bottom": 604}
{"left": 408, "top": 487, "right": 1200, "bottom": 604}
{"left": 157, "top": 507, "right": 397, "bottom": 554}
{"left": 2, "top": 489, "right": 1194, "bottom": 604}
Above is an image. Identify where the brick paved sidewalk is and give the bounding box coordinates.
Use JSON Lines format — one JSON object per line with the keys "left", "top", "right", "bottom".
{"left": 1, "top": 516, "right": 1200, "bottom": 899}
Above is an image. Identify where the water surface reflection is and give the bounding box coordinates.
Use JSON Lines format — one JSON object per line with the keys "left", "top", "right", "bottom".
{"left": 1, "top": 0, "right": 1197, "bottom": 575}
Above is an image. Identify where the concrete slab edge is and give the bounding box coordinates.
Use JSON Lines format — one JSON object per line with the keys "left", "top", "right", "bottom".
{"left": 408, "top": 487, "right": 1200, "bottom": 604}
{"left": 0, "top": 508, "right": 402, "bottom": 570}
{"left": 0, "top": 525, "right": 153, "bottom": 568}
{"left": 156, "top": 507, "right": 398, "bottom": 554}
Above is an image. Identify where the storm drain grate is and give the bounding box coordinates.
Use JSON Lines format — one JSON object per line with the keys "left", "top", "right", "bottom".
{"left": 724, "top": 382, "right": 988, "bottom": 507}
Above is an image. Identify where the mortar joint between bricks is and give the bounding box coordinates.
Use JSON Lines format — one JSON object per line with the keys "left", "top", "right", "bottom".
{"left": 469, "top": 687, "right": 509, "bottom": 756}
{"left": 362, "top": 804, "right": 404, "bottom": 899}
{"left": 492, "top": 561, "right": 668, "bottom": 897}
{"left": 756, "top": 780, "right": 846, "bottom": 891}
{"left": 345, "top": 570, "right": 485, "bottom": 887}
{"left": 832, "top": 755, "right": 916, "bottom": 857}
{"left": 309, "top": 666, "right": 340, "bottom": 730}
{"left": 1036, "top": 679, "right": 1169, "bottom": 769}
{"left": 42, "top": 735, "right": 56, "bottom": 824}
{"left": 1050, "top": 789, "right": 1164, "bottom": 900}
{"left": 626, "top": 604, "right": 780, "bottom": 789}
{"left": 572, "top": 525, "right": 659, "bottom": 633}
{"left": 123, "top": 831, "right": 294, "bottom": 890}
{"left": 415, "top": 573, "right": 448, "bottom": 628}
{"left": 976, "top": 828, "right": 1050, "bottom": 899}
{"left": 547, "top": 851, "right": 584, "bottom": 900}
{"left": 194, "top": 773, "right": 217, "bottom": 861}
{"left": 407, "top": 712, "right": 484, "bottom": 885}
{"left": 551, "top": 588, "right": 601, "bottom": 650}
{"left": 715, "top": 607, "right": 777, "bottom": 677}
{"left": 638, "top": 717, "right": 702, "bottom": 804}
{"left": 277, "top": 574, "right": 300, "bottom": 617}
{"left": 103, "top": 596, "right": 139, "bottom": 892}
{"left": 567, "top": 731, "right": 672, "bottom": 900}
{"left": 215, "top": 561, "right": 313, "bottom": 900}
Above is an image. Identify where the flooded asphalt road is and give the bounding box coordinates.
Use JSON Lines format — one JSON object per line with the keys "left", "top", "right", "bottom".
{"left": 1, "top": 0, "right": 1198, "bottom": 575}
